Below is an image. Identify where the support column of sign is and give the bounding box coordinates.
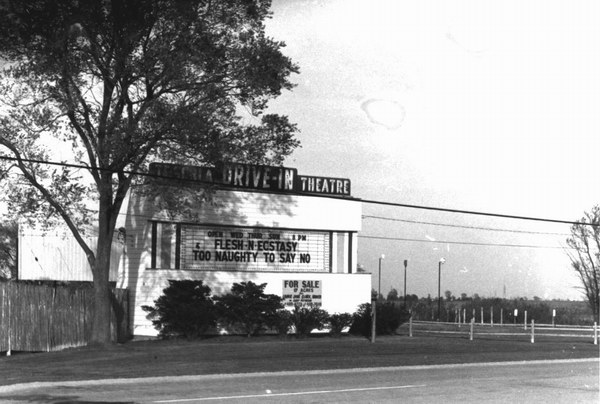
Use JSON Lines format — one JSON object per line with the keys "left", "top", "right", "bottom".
{"left": 330, "top": 231, "right": 337, "bottom": 273}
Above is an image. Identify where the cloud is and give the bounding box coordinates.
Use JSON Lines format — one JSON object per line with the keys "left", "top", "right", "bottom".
{"left": 361, "top": 98, "right": 406, "bottom": 130}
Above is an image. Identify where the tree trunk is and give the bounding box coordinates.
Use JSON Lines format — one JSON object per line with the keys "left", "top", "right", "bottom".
{"left": 90, "top": 230, "right": 113, "bottom": 345}
{"left": 89, "top": 180, "right": 121, "bottom": 346}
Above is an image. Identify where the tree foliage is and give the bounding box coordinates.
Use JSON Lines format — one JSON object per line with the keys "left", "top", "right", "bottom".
{"left": 0, "top": 0, "right": 299, "bottom": 343}
{"left": 349, "top": 302, "right": 411, "bottom": 337}
{"left": 386, "top": 288, "right": 399, "bottom": 301}
{"left": 327, "top": 312, "right": 353, "bottom": 336}
{"left": 0, "top": 220, "right": 17, "bottom": 280}
{"left": 444, "top": 290, "right": 454, "bottom": 301}
{"left": 215, "top": 281, "right": 283, "bottom": 337}
{"left": 566, "top": 206, "right": 600, "bottom": 323}
{"left": 290, "top": 305, "right": 329, "bottom": 337}
{"left": 273, "top": 308, "right": 293, "bottom": 336}
{"left": 142, "top": 280, "right": 216, "bottom": 339}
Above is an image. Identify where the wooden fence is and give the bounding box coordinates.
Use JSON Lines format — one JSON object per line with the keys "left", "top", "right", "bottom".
{"left": 0, "top": 282, "right": 129, "bottom": 352}
{"left": 405, "top": 320, "right": 598, "bottom": 345}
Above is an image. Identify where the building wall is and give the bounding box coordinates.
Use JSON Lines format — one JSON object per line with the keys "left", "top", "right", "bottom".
{"left": 16, "top": 183, "right": 369, "bottom": 337}
{"left": 132, "top": 270, "right": 370, "bottom": 336}
{"left": 121, "top": 188, "right": 368, "bottom": 336}
{"left": 18, "top": 226, "right": 123, "bottom": 282}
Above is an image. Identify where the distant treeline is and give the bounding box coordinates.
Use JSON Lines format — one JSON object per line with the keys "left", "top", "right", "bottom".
{"left": 378, "top": 290, "right": 594, "bottom": 325}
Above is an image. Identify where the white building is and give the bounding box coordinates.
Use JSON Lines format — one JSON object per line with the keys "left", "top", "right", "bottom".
{"left": 18, "top": 162, "right": 369, "bottom": 337}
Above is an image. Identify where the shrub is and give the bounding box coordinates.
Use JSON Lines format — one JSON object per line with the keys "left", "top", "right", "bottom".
{"left": 349, "top": 302, "right": 411, "bottom": 337}
{"left": 328, "top": 313, "right": 353, "bottom": 337}
{"left": 290, "top": 305, "right": 329, "bottom": 337}
{"left": 349, "top": 303, "right": 371, "bottom": 337}
{"left": 215, "top": 281, "right": 283, "bottom": 337}
{"left": 142, "top": 280, "right": 216, "bottom": 339}
{"left": 274, "top": 309, "right": 293, "bottom": 336}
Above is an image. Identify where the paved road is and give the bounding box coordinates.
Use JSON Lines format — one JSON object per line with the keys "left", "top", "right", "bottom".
{"left": 1, "top": 358, "right": 598, "bottom": 403}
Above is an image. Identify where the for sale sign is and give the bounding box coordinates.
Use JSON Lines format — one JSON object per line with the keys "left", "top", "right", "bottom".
{"left": 282, "top": 280, "right": 322, "bottom": 308}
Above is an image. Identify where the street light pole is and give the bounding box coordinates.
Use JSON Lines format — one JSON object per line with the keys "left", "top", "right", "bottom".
{"left": 378, "top": 254, "right": 385, "bottom": 299}
{"left": 403, "top": 259, "right": 408, "bottom": 306}
{"left": 372, "top": 254, "right": 385, "bottom": 343}
{"left": 438, "top": 258, "right": 445, "bottom": 321}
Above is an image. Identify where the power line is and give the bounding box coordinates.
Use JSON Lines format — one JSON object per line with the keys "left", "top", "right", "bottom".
{"left": 1, "top": 154, "right": 118, "bottom": 173}
{"left": 362, "top": 215, "right": 570, "bottom": 236}
{"left": 1, "top": 153, "right": 597, "bottom": 228}
{"left": 359, "top": 234, "right": 572, "bottom": 250}
{"left": 0, "top": 154, "right": 212, "bottom": 184}
{"left": 360, "top": 197, "right": 591, "bottom": 227}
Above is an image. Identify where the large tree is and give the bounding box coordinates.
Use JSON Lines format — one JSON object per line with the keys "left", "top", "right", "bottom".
{"left": 0, "top": 220, "right": 17, "bottom": 280}
{"left": 566, "top": 206, "right": 600, "bottom": 323}
{"left": 0, "top": 0, "right": 299, "bottom": 344}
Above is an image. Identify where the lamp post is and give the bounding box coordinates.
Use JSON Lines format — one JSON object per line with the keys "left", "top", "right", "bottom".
{"left": 372, "top": 254, "right": 385, "bottom": 343}
{"left": 378, "top": 254, "right": 385, "bottom": 298}
{"left": 403, "top": 259, "right": 408, "bottom": 306}
{"left": 438, "top": 258, "right": 445, "bottom": 321}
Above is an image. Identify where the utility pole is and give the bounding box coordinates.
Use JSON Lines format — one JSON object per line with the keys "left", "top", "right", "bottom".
{"left": 403, "top": 259, "right": 408, "bottom": 306}
{"left": 438, "top": 258, "right": 445, "bottom": 321}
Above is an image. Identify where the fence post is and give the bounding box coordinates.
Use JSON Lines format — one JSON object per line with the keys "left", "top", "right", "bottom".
{"left": 7, "top": 285, "right": 11, "bottom": 357}
{"left": 500, "top": 308, "right": 503, "bottom": 326}
{"left": 480, "top": 307, "right": 484, "bottom": 325}
{"left": 469, "top": 318, "right": 474, "bottom": 341}
{"left": 524, "top": 310, "right": 527, "bottom": 330}
{"left": 463, "top": 308, "right": 466, "bottom": 324}
{"left": 409, "top": 315, "right": 413, "bottom": 337}
{"left": 490, "top": 306, "right": 494, "bottom": 327}
{"left": 594, "top": 322, "right": 598, "bottom": 345}
{"left": 530, "top": 320, "right": 535, "bottom": 344}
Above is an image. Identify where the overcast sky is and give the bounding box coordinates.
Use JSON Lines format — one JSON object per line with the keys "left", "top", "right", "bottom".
{"left": 265, "top": 0, "right": 600, "bottom": 300}
{"left": 2, "top": 1, "right": 597, "bottom": 301}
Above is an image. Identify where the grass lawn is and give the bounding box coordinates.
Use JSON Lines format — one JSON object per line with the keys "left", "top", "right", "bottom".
{"left": 1, "top": 331, "right": 598, "bottom": 387}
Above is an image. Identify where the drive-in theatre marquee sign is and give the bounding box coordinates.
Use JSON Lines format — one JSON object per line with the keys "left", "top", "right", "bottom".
{"left": 151, "top": 162, "right": 353, "bottom": 272}
{"left": 149, "top": 162, "right": 352, "bottom": 197}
